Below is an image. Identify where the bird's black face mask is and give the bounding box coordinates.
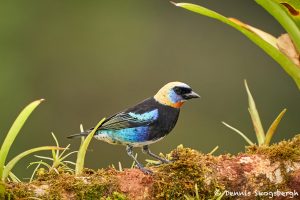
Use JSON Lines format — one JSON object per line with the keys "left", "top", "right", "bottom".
{"left": 173, "top": 86, "right": 200, "bottom": 100}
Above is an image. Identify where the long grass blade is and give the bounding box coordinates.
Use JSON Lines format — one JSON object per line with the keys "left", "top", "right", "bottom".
{"left": 34, "top": 155, "right": 54, "bottom": 161}
{"left": 8, "top": 172, "right": 21, "bottom": 183}
{"left": 264, "top": 108, "right": 287, "bottom": 145}
{"left": 208, "top": 146, "right": 219, "bottom": 155}
{"left": 29, "top": 161, "right": 42, "bottom": 183}
{"left": 63, "top": 161, "right": 76, "bottom": 166}
{"left": 0, "top": 99, "right": 44, "bottom": 180}
{"left": 2, "top": 146, "right": 62, "bottom": 181}
{"left": 58, "top": 144, "right": 71, "bottom": 159}
{"left": 172, "top": 2, "right": 300, "bottom": 89}
{"left": 51, "top": 132, "right": 60, "bottom": 156}
{"left": 244, "top": 80, "right": 265, "bottom": 145}
{"left": 222, "top": 122, "right": 254, "bottom": 145}
{"left": 60, "top": 151, "right": 78, "bottom": 161}
{"left": 75, "top": 118, "right": 106, "bottom": 176}
{"left": 28, "top": 161, "right": 51, "bottom": 169}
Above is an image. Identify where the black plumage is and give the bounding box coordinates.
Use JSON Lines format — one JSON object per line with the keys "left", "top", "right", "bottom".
{"left": 68, "top": 81, "right": 200, "bottom": 174}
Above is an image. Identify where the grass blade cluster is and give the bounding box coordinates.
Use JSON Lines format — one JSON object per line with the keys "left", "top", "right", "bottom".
{"left": 222, "top": 81, "right": 287, "bottom": 146}
{"left": 29, "top": 133, "right": 76, "bottom": 175}
{"left": 2, "top": 146, "right": 62, "bottom": 181}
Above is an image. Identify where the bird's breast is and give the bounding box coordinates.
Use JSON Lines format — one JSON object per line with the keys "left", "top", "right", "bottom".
{"left": 147, "top": 106, "right": 180, "bottom": 140}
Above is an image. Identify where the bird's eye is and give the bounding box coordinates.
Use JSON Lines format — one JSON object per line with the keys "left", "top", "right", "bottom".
{"left": 173, "top": 86, "right": 192, "bottom": 95}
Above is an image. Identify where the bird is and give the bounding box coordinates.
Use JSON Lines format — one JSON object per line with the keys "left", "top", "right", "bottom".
{"left": 68, "top": 81, "right": 200, "bottom": 174}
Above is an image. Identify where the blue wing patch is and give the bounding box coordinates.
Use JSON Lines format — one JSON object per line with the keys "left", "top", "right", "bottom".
{"left": 99, "top": 109, "right": 159, "bottom": 130}
{"left": 97, "top": 126, "right": 149, "bottom": 143}
{"left": 95, "top": 109, "right": 159, "bottom": 143}
{"left": 128, "top": 109, "right": 158, "bottom": 121}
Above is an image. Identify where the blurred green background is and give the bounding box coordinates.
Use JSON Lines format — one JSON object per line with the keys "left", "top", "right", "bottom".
{"left": 1, "top": 0, "right": 300, "bottom": 179}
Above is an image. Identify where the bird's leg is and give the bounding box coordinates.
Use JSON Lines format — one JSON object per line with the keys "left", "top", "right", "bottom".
{"left": 142, "top": 145, "right": 171, "bottom": 164}
{"left": 126, "top": 145, "right": 152, "bottom": 174}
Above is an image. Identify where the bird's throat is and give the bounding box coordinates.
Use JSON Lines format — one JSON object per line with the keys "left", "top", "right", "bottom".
{"left": 154, "top": 95, "right": 184, "bottom": 108}
{"left": 171, "top": 101, "right": 184, "bottom": 108}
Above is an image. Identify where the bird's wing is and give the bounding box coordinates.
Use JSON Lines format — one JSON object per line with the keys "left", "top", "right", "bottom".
{"left": 99, "top": 109, "right": 159, "bottom": 130}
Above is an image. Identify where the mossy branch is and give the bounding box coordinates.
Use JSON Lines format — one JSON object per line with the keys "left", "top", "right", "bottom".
{"left": 4, "top": 135, "right": 300, "bottom": 200}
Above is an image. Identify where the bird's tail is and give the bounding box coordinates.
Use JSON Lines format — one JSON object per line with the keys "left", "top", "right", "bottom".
{"left": 67, "top": 129, "right": 92, "bottom": 139}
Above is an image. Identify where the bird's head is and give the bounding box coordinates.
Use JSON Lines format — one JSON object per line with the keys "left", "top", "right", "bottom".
{"left": 154, "top": 81, "right": 200, "bottom": 108}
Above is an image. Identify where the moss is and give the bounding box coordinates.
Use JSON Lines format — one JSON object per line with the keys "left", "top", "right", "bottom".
{"left": 152, "top": 145, "right": 223, "bottom": 200}
{"left": 4, "top": 136, "right": 300, "bottom": 200}
{"left": 5, "top": 167, "right": 128, "bottom": 200}
{"left": 245, "top": 135, "right": 300, "bottom": 196}
{"left": 105, "top": 192, "right": 128, "bottom": 200}
{"left": 4, "top": 182, "right": 35, "bottom": 200}
{"left": 246, "top": 134, "right": 300, "bottom": 162}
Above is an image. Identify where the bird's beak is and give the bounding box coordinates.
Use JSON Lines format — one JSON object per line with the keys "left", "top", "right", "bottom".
{"left": 184, "top": 91, "right": 201, "bottom": 99}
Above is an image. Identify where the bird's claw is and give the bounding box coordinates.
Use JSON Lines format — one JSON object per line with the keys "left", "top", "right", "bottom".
{"left": 148, "top": 159, "right": 173, "bottom": 166}
{"left": 138, "top": 166, "right": 153, "bottom": 175}
{"left": 161, "top": 159, "right": 172, "bottom": 164}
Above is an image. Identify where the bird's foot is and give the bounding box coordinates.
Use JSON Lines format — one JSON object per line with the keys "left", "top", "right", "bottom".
{"left": 159, "top": 158, "right": 172, "bottom": 164}
{"left": 137, "top": 165, "right": 153, "bottom": 175}
{"left": 142, "top": 145, "right": 172, "bottom": 165}
{"left": 146, "top": 158, "right": 173, "bottom": 166}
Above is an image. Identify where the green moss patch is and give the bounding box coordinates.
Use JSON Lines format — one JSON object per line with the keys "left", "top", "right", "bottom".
{"left": 4, "top": 135, "right": 300, "bottom": 200}
{"left": 152, "top": 145, "right": 223, "bottom": 199}
{"left": 5, "top": 168, "right": 128, "bottom": 200}
{"left": 246, "top": 134, "right": 300, "bottom": 162}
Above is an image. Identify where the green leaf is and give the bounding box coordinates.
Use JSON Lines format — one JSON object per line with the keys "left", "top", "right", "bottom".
{"left": 172, "top": 3, "right": 300, "bottom": 89}
{"left": 264, "top": 108, "right": 287, "bottom": 145}
{"left": 2, "top": 146, "right": 62, "bottom": 181}
{"left": 244, "top": 80, "right": 265, "bottom": 145}
{"left": 8, "top": 172, "right": 21, "bottom": 183}
{"left": 222, "top": 122, "right": 254, "bottom": 145}
{"left": 0, "top": 99, "right": 44, "bottom": 180}
{"left": 256, "top": 0, "right": 300, "bottom": 52}
{"left": 75, "top": 118, "right": 106, "bottom": 176}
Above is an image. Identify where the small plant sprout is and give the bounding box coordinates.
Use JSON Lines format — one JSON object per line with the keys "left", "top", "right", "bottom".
{"left": 75, "top": 118, "right": 106, "bottom": 176}
{"left": 222, "top": 80, "right": 287, "bottom": 146}
{"left": 0, "top": 100, "right": 62, "bottom": 197}
{"left": 29, "top": 161, "right": 42, "bottom": 183}
{"left": 28, "top": 133, "right": 77, "bottom": 174}
{"left": 118, "top": 162, "right": 123, "bottom": 172}
{"left": 172, "top": 1, "right": 300, "bottom": 89}
{"left": 208, "top": 146, "right": 219, "bottom": 155}
{"left": 184, "top": 184, "right": 200, "bottom": 200}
